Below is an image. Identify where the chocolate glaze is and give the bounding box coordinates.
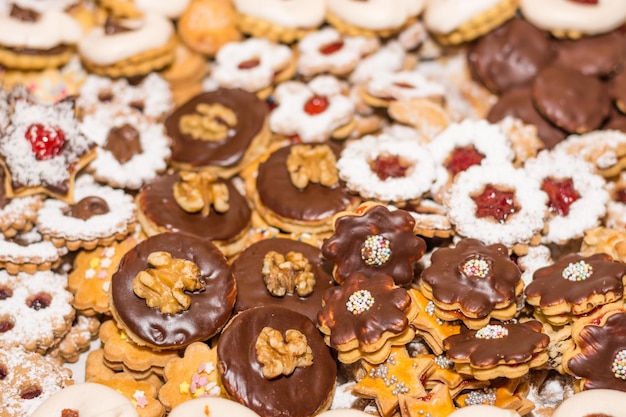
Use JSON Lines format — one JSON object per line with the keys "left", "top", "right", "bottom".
{"left": 68, "top": 196, "right": 109, "bottom": 220}
{"left": 104, "top": 124, "right": 142, "bottom": 164}
{"left": 256, "top": 143, "right": 359, "bottom": 223}
{"left": 567, "top": 310, "right": 626, "bottom": 391}
{"left": 217, "top": 306, "right": 337, "bottom": 417}
{"left": 137, "top": 172, "right": 251, "bottom": 242}
{"left": 553, "top": 30, "right": 626, "bottom": 78}
{"left": 231, "top": 238, "right": 335, "bottom": 322}
{"left": 604, "top": 106, "right": 626, "bottom": 133}
{"left": 420, "top": 238, "right": 521, "bottom": 318}
{"left": 468, "top": 18, "right": 555, "bottom": 94}
{"left": 166, "top": 89, "right": 268, "bottom": 167}
{"left": 110, "top": 232, "right": 236, "bottom": 348}
{"left": 443, "top": 320, "right": 549, "bottom": 367}
{"left": 532, "top": 66, "right": 611, "bottom": 134}
{"left": 525, "top": 253, "right": 626, "bottom": 309}
{"left": 487, "top": 86, "right": 567, "bottom": 149}
{"left": 9, "top": 4, "right": 40, "bottom": 22}
{"left": 610, "top": 69, "right": 626, "bottom": 111}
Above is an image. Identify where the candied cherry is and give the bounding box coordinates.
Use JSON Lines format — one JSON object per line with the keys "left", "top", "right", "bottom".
{"left": 613, "top": 186, "right": 626, "bottom": 204}
{"left": 567, "top": 0, "right": 598, "bottom": 4}
{"left": 24, "top": 123, "right": 66, "bottom": 161}
{"left": 304, "top": 95, "right": 329, "bottom": 115}
{"left": 541, "top": 177, "right": 580, "bottom": 217}
{"left": 238, "top": 58, "right": 261, "bottom": 70}
{"left": 445, "top": 145, "right": 485, "bottom": 177}
{"left": 319, "top": 40, "right": 345, "bottom": 55}
{"left": 472, "top": 184, "right": 519, "bottom": 223}
{"left": 370, "top": 154, "right": 411, "bottom": 180}
{"left": 26, "top": 292, "right": 52, "bottom": 310}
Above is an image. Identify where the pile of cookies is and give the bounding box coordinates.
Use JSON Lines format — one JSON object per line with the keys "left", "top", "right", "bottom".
{"left": 2, "top": 0, "right": 626, "bottom": 416}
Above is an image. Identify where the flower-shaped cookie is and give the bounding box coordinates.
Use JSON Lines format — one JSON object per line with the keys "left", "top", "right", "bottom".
{"left": 317, "top": 272, "right": 418, "bottom": 364}
{"left": 443, "top": 320, "right": 550, "bottom": 380}
{"left": 0, "top": 95, "right": 95, "bottom": 203}
{"left": 525, "top": 253, "right": 626, "bottom": 326}
{"left": 322, "top": 203, "right": 426, "bottom": 286}
{"left": 420, "top": 238, "right": 523, "bottom": 329}
{"left": 563, "top": 306, "right": 626, "bottom": 391}
{"left": 269, "top": 75, "right": 356, "bottom": 142}
{"left": 360, "top": 70, "right": 446, "bottom": 108}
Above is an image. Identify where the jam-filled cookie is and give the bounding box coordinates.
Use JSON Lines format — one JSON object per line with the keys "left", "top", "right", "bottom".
{"left": 164, "top": 88, "right": 270, "bottom": 178}
{"left": 231, "top": 238, "right": 335, "bottom": 323}
{"left": 218, "top": 306, "right": 337, "bottom": 417}
{"left": 0, "top": 170, "right": 41, "bottom": 238}
{"left": 136, "top": 171, "right": 251, "bottom": 257}
{"left": 359, "top": 70, "right": 445, "bottom": 108}
{"left": 0, "top": 227, "right": 67, "bottom": 275}
{"left": 47, "top": 313, "right": 100, "bottom": 364}
{"left": 109, "top": 232, "right": 236, "bottom": 350}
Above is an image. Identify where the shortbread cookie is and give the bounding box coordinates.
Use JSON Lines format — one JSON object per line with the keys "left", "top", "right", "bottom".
{"left": 0, "top": 227, "right": 67, "bottom": 274}
{"left": 449, "top": 405, "right": 521, "bottom": 417}
{"left": 388, "top": 98, "right": 451, "bottom": 140}
{"left": 89, "top": 372, "right": 165, "bottom": 417}
{"left": 402, "top": 199, "right": 454, "bottom": 239}
{"left": 398, "top": 383, "right": 457, "bottom": 417}
{"left": 0, "top": 175, "right": 41, "bottom": 238}
{"left": 47, "top": 314, "right": 100, "bottom": 364}
{"left": 359, "top": 71, "right": 445, "bottom": 108}
{"left": 160, "top": 40, "right": 208, "bottom": 105}
{"left": 581, "top": 226, "right": 626, "bottom": 264}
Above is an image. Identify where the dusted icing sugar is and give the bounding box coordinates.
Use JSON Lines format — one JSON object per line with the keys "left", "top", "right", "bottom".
{"left": 0, "top": 9, "right": 82, "bottom": 49}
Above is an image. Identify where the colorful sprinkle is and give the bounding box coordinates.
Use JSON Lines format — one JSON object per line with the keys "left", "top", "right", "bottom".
{"left": 475, "top": 324, "right": 508, "bottom": 339}
{"left": 460, "top": 256, "right": 491, "bottom": 279}
{"left": 361, "top": 235, "right": 392, "bottom": 266}
{"left": 612, "top": 349, "right": 626, "bottom": 380}
{"left": 346, "top": 289, "right": 375, "bottom": 314}
{"left": 132, "top": 390, "right": 148, "bottom": 409}
{"left": 562, "top": 260, "right": 593, "bottom": 281}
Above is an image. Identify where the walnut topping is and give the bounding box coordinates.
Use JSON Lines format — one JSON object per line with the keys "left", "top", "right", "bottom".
{"left": 286, "top": 145, "right": 339, "bottom": 189}
{"left": 262, "top": 251, "right": 316, "bottom": 297}
{"left": 173, "top": 171, "right": 229, "bottom": 216}
{"left": 179, "top": 103, "right": 237, "bottom": 141}
{"left": 255, "top": 327, "right": 313, "bottom": 379}
{"left": 132, "top": 251, "right": 205, "bottom": 314}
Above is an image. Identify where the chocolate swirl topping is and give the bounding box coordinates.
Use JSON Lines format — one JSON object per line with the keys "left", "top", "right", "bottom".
{"left": 104, "top": 124, "right": 142, "bottom": 164}
{"left": 67, "top": 196, "right": 110, "bottom": 220}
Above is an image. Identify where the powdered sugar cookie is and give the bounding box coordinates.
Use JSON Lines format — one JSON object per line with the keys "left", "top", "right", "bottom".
{"left": 516, "top": 244, "right": 552, "bottom": 287}
{"left": 524, "top": 150, "right": 608, "bottom": 245}
{"left": 270, "top": 76, "right": 356, "bottom": 142}
{"left": 0, "top": 172, "right": 41, "bottom": 238}
{"left": 168, "top": 397, "right": 261, "bottom": 417}
{"left": 0, "top": 269, "right": 75, "bottom": 354}
{"left": 605, "top": 172, "right": 626, "bottom": 229}
{"left": 359, "top": 70, "right": 445, "bottom": 109}
{"left": 47, "top": 314, "right": 99, "bottom": 364}
{"left": 36, "top": 175, "right": 137, "bottom": 251}
{"left": 0, "top": 347, "right": 73, "bottom": 417}
{"left": 388, "top": 98, "right": 451, "bottom": 140}
{"left": 337, "top": 133, "right": 436, "bottom": 203}
{"left": 297, "top": 27, "right": 380, "bottom": 78}
{"left": 81, "top": 113, "right": 171, "bottom": 190}
{"left": 496, "top": 116, "right": 544, "bottom": 167}
{"left": 0, "top": 227, "right": 67, "bottom": 275}
{"left": 211, "top": 38, "right": 295, "bottom": 99}
{"left": 349, "top": 41, "right": 412, "bottom": 85}
{"left": 401, "top": 199, "right": 454, "bottom": 238}
{"left": 0, "top": 95, "right": 96, "bottom": 203}
{"left": 444, "top": 162, "right": 547, "bottom": 251}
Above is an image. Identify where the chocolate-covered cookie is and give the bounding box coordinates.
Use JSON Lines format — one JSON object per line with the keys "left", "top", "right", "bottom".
{"left": 610, "top": 68, "right": 626, "bottom": 113}
{"left": 553, "top": 30, "right": 626, "bottom": 78}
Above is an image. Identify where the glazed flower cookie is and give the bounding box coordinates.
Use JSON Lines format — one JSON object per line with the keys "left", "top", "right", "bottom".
{"left": 244, "top": 143, "right": 361, "bottom": 235}
{"left": 321, "top": 203, "right": 426, "bottom": 286}
{"left": 337, "top": 133, "right": 436, "bottom": 203}
{"left": 327, "top": 0, "right": 425, "bottom": 38}
{"left": 270, "top": 76, "right": 356, "bottom": 142}
{"left": 524, "top": 150, "right": 608, "bottom": 245}
{"left": 109, "top": 232, "right": 236, "bottom": 350}
{"left": 525, "top": 253, "right": 626, "bottom": 326}
{"left": 230, "top": 237, "right": 336, "bottom": 323}
{"left": 36, "top": 175, "right": 137, "bottom": 251}
{"left": 211, "top": 37, "right": 295, "bottom": 99}
{"left": 232, "top": 0, "right": 326, "bottom": 44}
{"left": 0, "top": 227, "right": 67, "bottom": 275}
{"left": 77, "top": 12, "right": 177, "bottom": 78}
{"left": 551, "top": 389, "right": 626, "bottom": 417}
{"left": 158, "top": 341, "right": 222, "bottom": 410}
{"left": 218, "top": 306, "right": 337, "bottom": 417}
{"left": 0, "top": 269, "right": 75, "bottom": 354}
{"left": 297, "top": 27, "right": 380, "bottom": 78}
{"left": 136, "top": 171, "right": 252, "bottom": 257}
{"left": 30, "top": 382, "right": 139, "bottom": 417}
{"left": 420, "top": 238, "right": 524, "bottom": 329}
{"left": 349, "top": 41, "right": 413, "bottom": 85}
{"left": 444, "top": 162, "right": 547, "bottom": 252}
{"left": 164, "top": 88, "right": 271, "bottom": 178}
{"left": 520, "top": 0, "right": 626, "bottom": 38}
{"left": 443, "top": 321, "right": 550, "bottom": 380}
{"left": 0, "top": 94, "right": 96, "bottom": 203}
{"left": 0, "top": 347, "right": 73, "bottom": 417}
{"left": 317, "top": 272, "right": 419, "bottom": 364}
{"left": 0, "top": 4, "right": 83, "bottom": 70}
{"left": 359, "top": 71, "right": 446, "bottom": 108}
{"left": 423, "top": 0, "right": 520, "bottom": 45}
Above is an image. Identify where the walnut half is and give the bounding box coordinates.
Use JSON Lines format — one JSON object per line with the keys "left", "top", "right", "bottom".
{"left": 179, "top": 103, "right": 237, "bottom": 142}
{"left": 262, "top": 251, "right": 315, "bottom": 297}
{"left": 286, "top": 144, "right": 339, "bottom": 189}
{"left": 132, "top": 251, "right": 205, "bottom": 315}
{"left": 173, "top": 171, "right": 229, "bottom": 216}
{"left": 255, "top": 327, "right": 313, "bottom": 379}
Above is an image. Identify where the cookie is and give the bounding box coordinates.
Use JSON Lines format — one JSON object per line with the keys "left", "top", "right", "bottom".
{"left": 552, "top": 30, "right": 626, "bottom": 78}
{"left": 159, "top": 41, "right": 208, "bottom": 106}
{"left": 0, "top": 227, "right": 67, "bottom": 275}
{"left": 410, "top": 289, "right": 461, "bottom": 355}
{"left": 552, "top": 389, "right": 626, "bottom": 417}
{"left": 388, "top": 98, "right": 450, "bottom": 140}
{"left": 47, "top": 314, "right": 100, "bottom": 364}
{"left": 168, "top": 397, "right": 261, "bottom": 417}
{"left": 448, "top": 405, "right": 521, "bottom": 417}
{"left": 359, "top": 71, "right": 445, "bottom": 108}
{"left": 177, "top": 0, "right": 240, "bottom": 57}
{"left": 581, "top": 226, "right": 626, "bottom": 264}
{"left": 89, "top": 372, "right": 165, "bottom": 417}
{"left": 98, "top": 0, "right": 190, "bottom": 19}
{"left": 611, "top": 68, "right": 626, "bottom": 114}
{"left": 398, "top": 383, "right": 457, "bottom": 417}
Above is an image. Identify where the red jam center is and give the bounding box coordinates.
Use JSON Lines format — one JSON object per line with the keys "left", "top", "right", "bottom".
{"left": 541, "top": 177, "right": 580, "bottom": 216}
{"left": 393, "top": 81, "right": 415, "bottom": 89}
{"left": 0, "top": 286, "right": 12, "bottom": 300}
{"left": 304, "top": 95, "right": 329, "bottom": 115}
{"left": 24, "top": 123, "right": 66, "bottom": 161}
{"left": 0, "top": 365, "right": 6, "bottom": 380}
{"left": 319, "top": 40, "right": 345, "bottom": 55}
{"left": 26, "top": 292, "right": 52, "bottom": 310}
{"left": 371, "top": 154, "right": 410, "bottom": 180}
{"left": 20, "top": 386, "right": 42, "bottom": 400}
{"left": 567, "top": 0, "right": 598, "bottom": 4}
{"left": 238, "top": 58, "right": 261, "bottom": 70}
{"left": 472, "top": 185, "right": 520, "bottom": 223}
{"left": 0, "top": 318, "right": 14, "bottom": 333}
{"left": 614, "top": 187, "right": 626, "bottom": 204}
{"left": 444, "top": 145, "right": 485, "bottom": 177}
{"left": 62, "top": 409, "right": 80, "bottom": 417}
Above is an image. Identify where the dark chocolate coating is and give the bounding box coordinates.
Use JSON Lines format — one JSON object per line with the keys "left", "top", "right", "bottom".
{"left": 217, "top": 306, "right": 337, "bottom": 417}
{"left": 110, "top": 232, "right": 236, "bottom": 348}
{"left": 553, "top": 30, "right": 626, "bottom": 78}
{"left": 610, "top": 68, "right": 626, "bottom": 112}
